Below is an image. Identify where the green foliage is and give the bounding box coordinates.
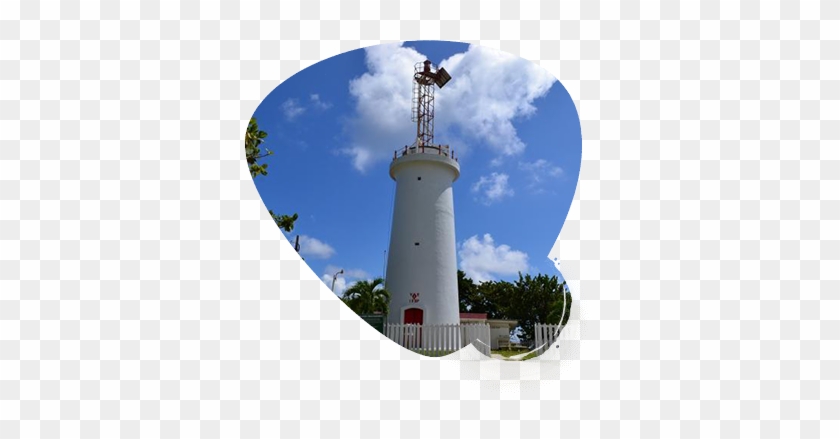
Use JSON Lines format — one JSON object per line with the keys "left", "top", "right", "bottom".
{"left": 342, "top": 277, "right": 391, "bottom": 316}
{"left": 270, "top": 210, "right": 298, "bottom": 233}
{"left": 457, "top": 270, "right": 507, "bottom": 318}
{"left": 457, "top": 270, "right": 476, "bottom": 312}
{"left": 456, "top": 271, "right": 573, "bottom": 344}
{"left": 245, "top": 117, "right": 272, "bottom": 178}
{"left": 245, "top": 117, "right": 299, "bottom": 235}
{"left": 509, "top": 273, "right": 567, "bottom": 344}
{"left": 547, "top": 285, "right": 572, "bottom": 326}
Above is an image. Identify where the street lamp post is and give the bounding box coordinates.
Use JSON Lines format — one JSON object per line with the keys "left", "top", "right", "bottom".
{"left": 331, "top": 269, "right": 344, "bottom": 293}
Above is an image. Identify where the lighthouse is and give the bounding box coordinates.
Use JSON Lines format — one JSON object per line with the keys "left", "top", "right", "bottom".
{"left": 385, "top": 60, "right": 460, "bottom": 326}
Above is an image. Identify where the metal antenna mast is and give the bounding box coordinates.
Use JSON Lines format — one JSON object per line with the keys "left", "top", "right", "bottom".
{"left": 410, "top": 60, "right": 451, "bottom": 148}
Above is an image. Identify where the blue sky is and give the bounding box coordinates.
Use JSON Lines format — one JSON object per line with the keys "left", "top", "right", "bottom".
{"left": 250, "top": 41, "right": 581, "bottom": 295}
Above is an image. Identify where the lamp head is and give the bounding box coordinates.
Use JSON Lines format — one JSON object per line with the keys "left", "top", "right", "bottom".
{"left": 434, "top": 67, "right": 451, "bottom": 88}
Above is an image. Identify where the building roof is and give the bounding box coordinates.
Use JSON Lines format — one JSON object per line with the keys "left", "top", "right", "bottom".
{"left": 459, "top": 312, "right": 488, "bottom": 320}
{"left": 487, "top": 319, "right": 519, "bottom": 328}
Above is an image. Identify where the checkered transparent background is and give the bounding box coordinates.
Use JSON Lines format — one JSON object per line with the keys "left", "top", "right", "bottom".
{"left": 0, "top": 0, "right": 838, "bottom": 437}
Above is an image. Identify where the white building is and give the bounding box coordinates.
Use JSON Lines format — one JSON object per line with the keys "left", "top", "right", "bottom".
{"left": 384, "top": 145, "right": 460, "bottom": 326}
{"left": 459, "top": 313, "right": 519, "bottom": 350}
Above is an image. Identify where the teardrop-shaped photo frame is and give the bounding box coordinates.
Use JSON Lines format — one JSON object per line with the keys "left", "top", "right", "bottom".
{"left": 245, "top": 41, "right": 581, "bottom": 359}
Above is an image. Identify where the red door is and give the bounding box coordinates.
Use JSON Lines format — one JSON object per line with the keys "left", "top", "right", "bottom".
{"left": 404, "top": 308, "right": 423, "bottom": 324}
{"left": 404, "top": 308, "right": 423, "bottom": 348}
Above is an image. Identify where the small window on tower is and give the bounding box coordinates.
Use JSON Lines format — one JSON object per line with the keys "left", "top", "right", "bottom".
{"left": 417, "top": 177, "right": 422, "bottom": 181}
{"left": 415, "top": 242, "right": 420, "bottom": 246}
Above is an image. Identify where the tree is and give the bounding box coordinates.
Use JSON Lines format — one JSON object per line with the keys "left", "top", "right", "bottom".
{"left": 458, "top": 270, "right": 479, "bottom": 312}
{"left": 457, "top": 270, "right": 505, "bottom": 317}
{"left": 456, "top": 271, "right": 573, "bottom": 344}
{"left": 245, "top": 117, "right": 298, "bottom": 234}
{"left": 245, "top": 117, "right": 272, "bottom": 178}
{"left": 506, "top": 273, "right": 569, "bottom": 345}
{"left": 547, "top": 281, "right": 572, "bottom": 326}
{"left": 270, "top": 211, "right": 298, "bottom": 232}
{"left": 474, "top": 279, "right": 511, "bottom": 319}
{"left": 342, "top": 277, "right": 391, "bottom": 316}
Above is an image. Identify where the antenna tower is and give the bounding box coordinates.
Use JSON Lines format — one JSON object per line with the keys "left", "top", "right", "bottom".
{"left": 410, "top": 60, "right": 451, "bottom": 148}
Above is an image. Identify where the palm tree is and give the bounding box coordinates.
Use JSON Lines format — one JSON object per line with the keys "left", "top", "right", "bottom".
{"left": 341, "top": 277, "right": 391, "bottom": 316}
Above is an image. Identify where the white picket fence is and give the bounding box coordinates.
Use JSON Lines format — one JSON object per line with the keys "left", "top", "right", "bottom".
{"left": 384, "top": 323, "right": 491, "bottom": 357}
{"left": 534, "top": 323, "right": 563, "bottom": 355}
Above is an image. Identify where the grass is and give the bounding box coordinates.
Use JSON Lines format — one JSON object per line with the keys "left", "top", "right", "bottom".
{"left": 520, "top": 351, "right": 539, "bottom": 361}
{"left": 410, "top": 348, "right": 540, "bottom": 360}
{"left": 492, "top": 349, "right": 540, "bottom": 361}
{"left": 411, "top": 349, "right": 455, "bottom": 357}
{"left": 492, "top": 349, "right": 523, "bottom": 358}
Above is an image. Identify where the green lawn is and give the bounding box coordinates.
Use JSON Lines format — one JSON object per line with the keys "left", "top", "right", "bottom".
{"left": 412, "top": 350, "right": 455, "bottom": 357}
{"left": 520, "top": 351, "right": 538, "bottom": 361}
{"left": 492, "top": 349, "right": 539, "bottom": 361}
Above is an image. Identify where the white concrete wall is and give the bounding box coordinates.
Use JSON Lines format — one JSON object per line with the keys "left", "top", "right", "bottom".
{"left": 385, "top": 153, "right": 460, "bottom": 325}
{"left": 490, "top": 325, "right": 512, "bottom": 350}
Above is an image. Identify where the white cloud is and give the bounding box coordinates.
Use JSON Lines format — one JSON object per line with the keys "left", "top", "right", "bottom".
{"left": 436, "top": 45, "right": 556, "bottom": 156}
{"left": 281, "top": 95, "right": 331, "bottom": 121}
{"left": 321, "top": 265, "right": 370, "bottom": 296}
{"left": 298, "top": 235, "right": 336, "bottom": 259}
{"left": 322, "top": 275, "right": 353, "bottom": 296}
{"left": 519, "top": 159, "right": 563, "bottom": 189}
{"left": 458, "top": 234, "right": 529, "bottom": 283}
{"left": 343, "top": 43, "right": 426, "bottom": 172}
{"left": 310, "top": 94, "right": 332, "bottom": 110}
{"left": 281, "top": 98, "right": 305, "bottom": 120}
{"left": 519, "top": 159, "right": 562, "bottom": 177}
{"left": 471, "top": 172, "right": 514, "bottom": 205}
{"left": 344, "top": 43, "right": 557, "bottom": 172}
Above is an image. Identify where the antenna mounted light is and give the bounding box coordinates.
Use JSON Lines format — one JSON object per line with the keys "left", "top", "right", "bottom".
{"left": 434, "top": 67, "right": 451, "bottom": 88}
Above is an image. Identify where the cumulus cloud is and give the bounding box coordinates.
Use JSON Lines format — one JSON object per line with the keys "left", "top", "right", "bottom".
{"left": 519, "top": 159, "right": 563, "bottom": 189}
{"left": 310, "top": 94, "right": 332, "bottom": 110}
{"left": 471, "top": 172, "right": 514, "bottom": 205}
{"left": 281, "top": 95, "right": 331, "bottom": 121}
{"left": 322, "top": 274, "right": 353, "bottom": 296}
{"left": 343, "top": 43, "right": 557, "bottom": 172}
{"left": 343, "top": 43, "right": 426, "bottom": 172}
{"left": 281, "top": 98, "right": 305, "bottom": 120}
{"left": 519, "top": 159, "right": 562, "bottom": 176}
{"left": 298, "top": 235, "right": 336, "bottom": 259}
{"left": 321, "top": 265, "right": 370, "bottom": 296}
{"left": 458, "top": 234, "right": 529, "bottom": 283}
{"left": 436, "top": 45, "right": 557, "bottom": 156}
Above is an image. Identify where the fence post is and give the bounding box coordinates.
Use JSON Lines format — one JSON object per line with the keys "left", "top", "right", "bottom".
{"left": 533, "top": 323, "right": 561, "bottom": 354}
{"left": 385, "top": 323, "right": 521, "bottom": 356}
{"left": 429, "top": 324, "right": 436, "bottom": 354}
{"left": 544, "top": 324, "right": 549, "bottom": 353}
{"left": 484, "top": 324, "right": 491, "bottom": 356}
{"left": 545, "top": 324, "right": 551, "bottom": 353}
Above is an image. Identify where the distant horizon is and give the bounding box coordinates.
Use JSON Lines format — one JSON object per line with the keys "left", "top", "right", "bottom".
{"left": 251, "top": 41, "right": 582, "bottom": 296}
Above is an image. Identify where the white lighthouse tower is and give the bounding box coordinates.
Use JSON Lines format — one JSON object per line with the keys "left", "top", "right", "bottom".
{"left": 385, "top": 60, "right": 460, "bottom": 326}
